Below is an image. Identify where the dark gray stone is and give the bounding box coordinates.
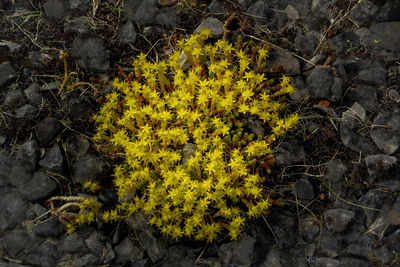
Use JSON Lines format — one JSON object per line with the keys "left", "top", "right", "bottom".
{"left": 130, "top": 259, "right": 151, "bottom": 267}
{"left": 64, "top": 16, "right": 89, "bottom": 33}
{"left": 290, "top": 76, "right": 309, "bottom": 102}
{"left": 338, "top": 257, "right": 371, "bottom": 267}
{"left": 348, "top": 0, "right": 378, "bottom": 27}
{"left": 388, "top": 89, "right": 400, "bottom": 103}
{"left": 315, "top": 257, "right": 340, "bottom": 267}
{"left": 68, "top": 0, "right": 90, "bottom": 12}
{"left": 44, "top": 0, "right": 70, "bottom": 20}
{"left": 230, "top": 234, "right": 256, "bottom": 266}
{"left": 114, "top": 237, "right": 145, "bottom": 264}
{"left": 36, "top": 117, "right": 61, "bottom": 147}
{"left": 195, "top": 17, "right": 224, "bottom": 38}
{"left": 156, "top": 8, "right": 179, "bottom": 28}
{"left": 318, "top": 229, "right": 344, "bottom": 258}
{"left": 85, "top": 231, "right": 107, "bottom": 257}
{"left": 370, "top": 109, "right": 400, "bottom": 154}
{"left": 295, "top": 178, "right": 315, "bottom": 200}
{"left": 67, "top": 96, "right": 94, "bottom": 121}
{"left": 76, "top": 253, "right": 99, "bottom": 266}
{"left": 4, "top": 89, "right": 26, "bottom": 107}
{"left": 360, "top": 22, "right": 400, "bottom": 61}
{"left": 32, "top": 218, "right": 64, "bottom": 237}
{"left": 71, "top": 34, "right": 110, "bottom": 71}
{"left": 124, "top": 0, "right": 159, "bottom": 26}
{"left": 265, "top": 49, "right": 300, "bottom": 76}
{"left": 365, "top": 154, "right": 397, "bottom": 180}
{"left": 344, "top": 84, "right": 378, "bottom": 112}
{"left": 22, "top": 241, "right": 59, "bottom": 267}
{"left": 0, "top": 229, "right": 43, "bottom": 258}
{"left": 60, "top": 232, "right": 87, "bottom": 253}
{"left": 356, "top": 61, "right": 386, "bottom": 85}
{"left": 269, "top": 209, "right": 298, "bottom": 249}
{"left": 307, "top": 67, "right": 343, "bottom": 101}
{"left": 66, "top": 134, "right": 90, "bottom": 160}
{"left": 243, "top": 117, "right": 265, "bottom": 138}
{"left": 24, "top": 83, "right": 42, "bottom": 106}
{"left": 15, "top": 104, "right": 38, "bottom": 120}
{"left": 247, "top": 0, "right": 278, "bottom": 26}
{"left": 275, "top": 139, "right": 305, "bottom": 166}
{"left": 125, "top": 212, "right": 153, "bottom": 232}
{"left": 39, "top": 144, "right": 64, "bottom": 173}
{"left": 138, "top": 230, "right": 167, "bottom": 262}
{"left": 345, "top": 233, "right": 375, "bottom": 259}
{"left": 7, "top": 160, "right": 32, "bottom": 188}
{"left": 119, "top": 21, "right": 137, "bottom": 44}
{"left": 376, "top": 0, "right": 400, "bottom": 22}
{"left": 302, "top": 224, "right": 320, "bottom": 243}
{"left": 182, "top": 143, "right": 196, "bottom": 165}
{"left": 0, "top": 62, "right": 17, "bottom": 89}
{"left": 16, "top": 140, "right": 40, "bottom": 171}
{"left": 41, "top": 81, "right": 58, "bottom": 91}
{"left": 295, "top": 31, "right": 319, "bottom": 57}
{"left": 323, "top": 160, "right": 346, "bottom": 199}
{"left": 28, "top": 51, "right": 51, "bottom": 65}
{"left": 20, "top": 171, "right": 58, "bottom": 201}
{"left": 329, "top": 31, "right": 360, "bottom": 54}
{"left": 72, "top": 154, "right": 108, "bottom": 184}
{"left": 0, "top": 191, "right": 29, "bottom": 231}
{"left": 358, "top": 190, "right": 388, "bottom": 226}
{"left": 311, "top": 0, "right": 332, "bottom": 18}
{"left": 0, "top": 136, "right": 5, "bottom": 146}
{"left": 209, "top": 0, "right": 224, "bottom": 14}
{"left": 324, "top": 208, "right": 355, "bottom": 232}
{"left": 279, "top": 242, "right": 308, "bottom": 267}
{"left": 0, "top": 40, "right": 21, "bottom": 53}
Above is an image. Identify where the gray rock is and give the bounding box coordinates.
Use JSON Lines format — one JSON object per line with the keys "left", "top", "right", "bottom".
{"left": 305, "top": 54, "right": 326, "bottom": 70}
{"left": 114, "top": 237, "right": 145, "bottom": 264}
{"left": 295, "top": 31, "right": 320, "bottom": 57}
{"left": 348, "top": 0, "right": 378, "bottom": 27}
{"left": 138, "top": 230, "right": 167, "bottom": 262}
{"left": 318, "top": 229, "right": 344, "bottom": 258}
{"left": 66, "top": 134, "right": 90, "bottom": 160}
{"left": 345, "top": 233, "right": 375, "bottom": 259}
{"left": 338, "top": 257, "right": 371, "bottom": 267}
{"left": 125, "top": 212, "right": 153, "bottom": 232}
{"left": 156, "top": 8, "right": 179, "bottom": 28}
{"left": 67, "top": 96, "right": 94, "bottom": 121}
{"left": 315, "top": 257, "right": 340, "bottom": 267}
{"left": 365, "top": 154, "right": 397, "bottom": 180}
{"left": 279, "top": 242, "right": 308, "bottom": 267}
{"left": 0, "top": 40, "right": 21, "bottom": 53}
{"left": 179, "top": 50, "right": 191, "bottom": 70}
{"left": 24, "top": 83, "right": 42, "bottom": 106}
{"left": 44, "top": 0, "right": 70, "bottom": 20}
{"left": 311, "top": 0, "right": 332, "bottom": 18}
{"left": 298, "top": 16, "right": 328, "bottom": 31}
{"left": 15, "top": 104, "right": 38, "bottom": 120}
{"left": 290, "top": 76, "right": 309, "bottom": 102}
{"left": 295, "top": 178, "right": 315, "bottom": 200}
{"left": 102, "top": 242, "right": 116, "bottom": 264}
{"left": 343, "top": 102, "right": 366, "bottom": 123}
{"left": 209, "top": 0, "right": 224, "bottom": 14}
{"left": 39, "top": 144, "right": 64, "bottom": 173}
{"left": 370, "top": 110, "right": 400, "bottom": 155}
{"left": 16, "top": 139, "right": 40, "bottom": 171}
{"left": 28, "top": 51, "right": 51, "bottom": 65}
{"left": 237, "top": 0, "right": 252, "bottom": 9}
{"left": 344, "top": 84, "right": 378, "bottom": 112}
{"left": 119, "top": 21, "right": 137, "bottom": 44}
{"left": 182, "top": 143, "right": 196, "bottom": 165}
{"left": 85, "top": 231, "right": 107, "bottom": 257}
{"left": 22, "top": 241, "right": 58, "bottom": 267}
{"left": 124, "top": 0, "right": 159, "bottom": 26}
{"left": 76, "top": 253, "right": 99, "bottom": 266}
{"left": 41, "top": 81, "right": 58, "bottom": 91}
{"left": 195, "top": 17, "right": 224, "bottom": 38}
{"left": 72, "top": 154, "right": 108, "bottom": 184}
{"left": 7, "top": 160, "right": 33, "bottom": 188}
{"left": 269, "top": 209, "right": 298, "bottom": 249}
{"left": 329, "top": 31, "right": 360, "bottom": 54}
{"left": 302, "top": 224, "right": 320, "bottom": 243}
{"left": 71, "top": 34, "right": 110, "bottom": 71}
{"left": 324, "top": 208, "right": 355, "bottom": 232}
{"left": 378, "top": 179, "right": 400, "bottom": 193}
{"left": 307, "top": 67, "right": 342, "bottom": 101}
{"left": 247, "top": 0, "right": 278, "bottom": 26}
{"left": 130, "top": 258, "right": 151, "bottom": 267}
{"left": 4, "top": 89, "right": 26, "bottom": 107}
{"left": 0, "top": 191, "right": 30, "bottom": 231}
{"left": 0, "top": 62, "right": 17, "bottom": 89}
{"left": 36, "top": 117, "right": 61, "bottom": 146}
{"left": 275, "top": 139, "right": 305, "bottom": 166}
{"left": 220, "top": 233, "right": 256, "bottom": 265}
{"left": 266, "top": 49, "right": 300, "bottom": 76}
{"left": 20, "top": 171, "right": 58, "bottom": 201}
{"left": 64, "top": 17, "right": 89, "bottom": 33}
{"left": 323, "top": 160, "right": 346, "bottom": 200}
{"left": 356, "top": 61, "right": 386, "bottom": 85}
{"left": 243, "top": 117, "right": 265, "bottom": 137}
{"left": 32, "top": 218, "right": 64, "bottom": 237}
{"left": 388, "top": 89, "right": 400, "bottom": 103}
{"left": 360, "top": 22, "right": 400, "bottom": 61}
{"left": 0, "top": 136, "right": 5, "bottom": 146}
{"left": 60, "top": 232, "right": 87, "bottom": 253}
{"left": 0, "top": 229, "right": 43, "bottom": 258}
{"left": 376, "top": 0, "right": 400, "bottom": 22}
{"left": 68, "top": 0, "right": 90, "bottom": 11}
{"left": 358, "top": 190, "right": 388, "bottom": 226}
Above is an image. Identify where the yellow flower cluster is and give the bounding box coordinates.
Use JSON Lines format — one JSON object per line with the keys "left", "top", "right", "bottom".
{"left": 92, "top": 29, "right": 299, "bottom": 242}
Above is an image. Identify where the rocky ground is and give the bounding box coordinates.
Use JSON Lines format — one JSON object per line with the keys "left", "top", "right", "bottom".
{"left": 0, "top": 0, "right": 399, "bottom": 266}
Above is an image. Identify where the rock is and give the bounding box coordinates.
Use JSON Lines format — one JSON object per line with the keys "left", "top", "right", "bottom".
{"left": 323, "top": 208, "right": 355, "bottom": 233}
{"left": 119, "top": 21, "right": 137, "bottom": 44}
{"left": 219, "top": 233, "right": 256, "bottom": 265}
{"left": 243, "top": 117, "right": 265, "bottom": 137}
{"left": 307, "top": 67, "right": 342, "bottom": 101}
{"left": 343, "top": 102, "right": 366, "bottom": 123}
{"left": 317, "top": 229, "right": 344, "bottom": 258}
{"left": 269, "top": 209, "right": 298, "bottom": 249}
{"left": 71, "top": 34, "right": 110, "bottom": 71}
{"left": 298, "top": 16, "right": 328, "bottom": 31}
{"left": 32, "top": 218, "right": 64, "bottom": 237}
{"left": 35, "top": 117, "right": 61, "bottom": 147}
{"left": 311, "top": 0, "right": 332, "bottom": 18}
{"left": 247, "top": 0, "right": 277, "bottom": 26}
{"left": 265, "top": 49, "right": 300, "bottom": 76}
{"left": 323, "top": 160, "right": 346, "bottom": 200}
{"left": 71, "top": 154, "right": 108, "bottom": 184}
{"left": 305, "top": 54, "right": 326, "bottom": 70}
{"left": 195, "top": 17, "right": 224, "bottom": 38}
{"left": 41, "top": 81, "right": 58, "bottom": 91}
{"left": 209, "top": 0, "right": 224, "bottom": 14}
{"left": 130, "top": 259, "right": 151, "bottom": 267}
{"left": 348, "top": 0, "right": 378, "bottom": 27}
{"left": 125, "top": 212, "right": 153, "bottom": 232}
{"left": 0, "top": 229, "right": 43, "bottom": 258}
{"left": 376, "top": 0, "right": 400, "bottom": 22}
{"left": 360, "top": 22, "right": 400, "bottom": 61}
{"left": 356, "top": 61, "right": 386, "bottom": 85}
{"left": 7, "top": 160, "right": 33, "bottom": 188}
{"left": 39, "top": 144, "right": 64, "bottom": 173}
{"left": 138, "top": 230, "right": 167, "bottom": 262}
{"left": 68, "top": 0, "right": 90, "bottom": 12}
{"left": 64, "top": 17, "right": 89, "bottom": 33}
{"left": 275, "top": 139, "right": 305, "bottom": 166}
{"left": 302, "top": 224, "right": 320, "bottom": 243}
{"left": 260, "top": 246, "right": 281, "bottom": 267}
{"left": 156, "top": 7, "right": 179, "bottom": 28}
{"left": 15, "top": 104, "right": 38, "bottom": 120}
{"left": 378, "top": 179, "right": 400, "bottom": 193}
{"left": 24, "top": 83, "right": 42, "bottom": 106}
{"left": 290, "top": 76, "right": 309, "bottom": 102}
{"left": 0, "top": 62, "right": 17, "bottom": 90}
{"left": 114, "top": 237, "right": 145, "bottom": 264}
{"left": 67, "top": 96, "right": 94, "bottom": 121}
{"left": 182, "top": 143, "right": 196, "bottom": 165}
{"left": 66, "top": 134, "right": 90, "bottom": 160}
{"left": 344, "top": 84, "right": 378, "bottom": 112}
{"left": 329, "top": 31, "right": 360, "bottom": 54}
{"left": 0, "top": 40, "right": 21, "bottom": 53}
{"left": 358, "top": 190, "right": 388, "bottom": 226}
{"left": 76, "top": 253, "right": 99, "bottom": 266}
{"left": 370, "top": 109, "right": 400, "bottom": 154}
{"left": 20, "top": 171, "right": 58, "bottom": 201}
{"left": 28, "top": 51, "right": 51, "bottom": 65}
{"left": 373, "top": 229, "right": 400, "bottom": 265}
{"left": 4, "top": 89, "right": 26, "bottom": 107}
{"left": 237, "top": 0, "right": 252, "bottom": 9}
{"left": 179, "top": 50, "right": 191, "bottom": 70}
{"left": 315, "top": 257, "right": 340, "bottom": 267}
{"left": 295, "top": 178, "right": 315, "bottom": 200}
{"left": 22, "top": 241, "right": 59, "bottom": 267}
{"left": 295, "top": 31, "right": 320, "bottom": 57}
{"left": 365, "top": 154, "right": 397, "bottom": 181}
{"left": 338, "top": 257, "right": 370, "bottom": 267}
{"left": 60, "top": 232, "right": 87, "bottom": 253}
{"left": 345, "top": 233, "right": 375, "bottom": 259}
{"left": 0, "top": 136, "right": 5, "bottom": 146}
{"left": 388, "top": 89, "right": 400, "bottom": 103}
{"left": 167, "top": 245, "right": 196, "bottom": 266}
{"left": 124, "top": 0, "right": 159, "bottom": 26}
{"left": 279, "top": 242, "right": 308, "bottom": 267}
{"left": 44, "top": 0, "right": 70, "bottom": 20}
{"left": 85, "top": 231, "right": 107, "bottom": 257}
{"left": 0, "top": 191, "right": 30, "bottom": 231}
{"left": 16, "top": 139, "right": 40, "bottom": 171}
